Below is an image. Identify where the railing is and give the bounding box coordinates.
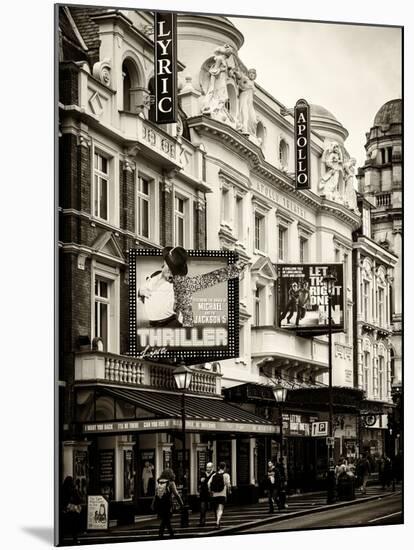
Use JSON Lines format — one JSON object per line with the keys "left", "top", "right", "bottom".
{"left": 376, "top": 193, "right": 391, "bottom": 207}
{"left": 105, "top": 357, "right": 144, "bottom": 385}
{"left": 75, "top": 352, "right": 221, "bottom": 395}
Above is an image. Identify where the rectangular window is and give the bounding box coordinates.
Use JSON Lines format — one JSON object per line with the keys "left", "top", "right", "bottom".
{"left": 363, "top": 281, "right": 370, "bottom": 322}
{"left": 363, "top": 352, "right": 370, "bottom": 394}
{"left": 378, "top": 356, "right": 385, "bottom": 400}
{"left": 235, "top": 195, "right": 243, "bottom": 240}
{"left": 254, "top": 287, "right": 262, "bottom": 326}
{"left": 93, "top": 152, "right": 110, "bottom": 220}
{"left": 174, "top": 196, "right": 186, "bottom": 247}
{"left": 221, "top": 188, "right": 230, "bottom": 223}
{"left": 278, "top": 226, "right": 287, "bottom": 261}
{"left": 255, "top": 214, "right": 264, "bottom": 251}
{"left": 137, "top": 176, "right": 151, "bottom": 238}
{"left": 94, "top": 278, "right": 110, "bottom": 351}
{"left": 299, "top": 237, "right": 308, "bottom": 263}
{"left": 380, "top": 148, "right": 386, "bottom": 164}
{"left": 378, "top": 287, "right": 384, "bottom": 326}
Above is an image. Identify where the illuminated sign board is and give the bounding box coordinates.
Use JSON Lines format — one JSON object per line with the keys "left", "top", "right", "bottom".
{"left": 294, "top": 98, "right": 311, "bottom": 190}
{"left": 154, "top": 12, "right": 177, "bottom": 124}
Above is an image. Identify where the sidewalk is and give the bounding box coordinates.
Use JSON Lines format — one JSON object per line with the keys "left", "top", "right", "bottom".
{"left": 67, "top": 483, "right": 401, "bottom": 544}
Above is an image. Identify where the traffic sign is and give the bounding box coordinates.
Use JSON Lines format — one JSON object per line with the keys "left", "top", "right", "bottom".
{"left": 311, "top": 421, "right": 328, "bottom": 437}
{"left": 326, "top": 437, "right": 335, "bottom": 446}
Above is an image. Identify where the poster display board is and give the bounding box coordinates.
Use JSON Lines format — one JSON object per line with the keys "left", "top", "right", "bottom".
{"left": 87, "top": 495, "right": 109, "bottom": 530}
{"left": 129, "top": 248, "right": 240, "bottom": 363}
{"left": 277, "top": 263, "right": 344, "bottom": 334}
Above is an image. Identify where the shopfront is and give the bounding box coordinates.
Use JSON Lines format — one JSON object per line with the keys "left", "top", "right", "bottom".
{"left": 64, "top": 384, "right": 276, "bottom": 524}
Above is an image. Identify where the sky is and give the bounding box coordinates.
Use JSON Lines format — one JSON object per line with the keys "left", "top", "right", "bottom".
{"left": 229, "top": 17, "right": 402, "bottom": 168}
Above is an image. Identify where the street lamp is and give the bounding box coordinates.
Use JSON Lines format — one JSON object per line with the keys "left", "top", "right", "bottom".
{"left": 173, "top": 363, "right": 193, "bottom": 528}
{"left": 322, "top": 270, "right": 337, "bottom": 504}
{"left": 272, "top": 383, "right": 288, "bottom": 462}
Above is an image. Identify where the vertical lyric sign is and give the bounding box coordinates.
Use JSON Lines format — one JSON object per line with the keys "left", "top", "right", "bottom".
{"left": 154, "top": 12, "right": 177, "bottom": 124}
{"left": 294, "top": 99, "right": 311, "bottom": 190}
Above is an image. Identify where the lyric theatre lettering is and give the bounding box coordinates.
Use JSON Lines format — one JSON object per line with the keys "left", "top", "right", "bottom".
{"left": 154, "top": 12, "right": 177, "bottom": 124}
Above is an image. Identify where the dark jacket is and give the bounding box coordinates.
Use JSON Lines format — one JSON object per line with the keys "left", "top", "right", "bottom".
{"left": 199, "top": 470, "right": 215, "bottom": 501}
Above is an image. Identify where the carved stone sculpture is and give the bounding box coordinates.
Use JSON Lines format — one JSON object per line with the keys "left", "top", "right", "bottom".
{"left": 236, "top": 68, "right": 257, "bottom": 135}
{"left": 92, "top": 58, "right": 112, "bottom": 87}
{"left": 343, "top": 158, "right": 359, "bottom": 213}
{"left": 319, "top": 141, "right": 344, "bottom": 202}
{"left": 201, "top": 44, "right": 233, "bottom": 122}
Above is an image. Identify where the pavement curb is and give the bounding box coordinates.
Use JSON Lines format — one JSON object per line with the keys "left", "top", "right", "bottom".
{"left": 203, "top": 490, "right": 401, "bottom": 537}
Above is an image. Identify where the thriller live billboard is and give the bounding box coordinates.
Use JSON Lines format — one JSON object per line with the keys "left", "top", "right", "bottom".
{"left": 129, "top": 247, "right": 241, "bottom": 364}
{"left": 277, "top": 263, "right": 344, "bottom": 335}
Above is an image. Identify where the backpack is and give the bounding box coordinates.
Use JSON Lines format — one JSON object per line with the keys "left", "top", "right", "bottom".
{"left": 153, "top": 480, "right": 171, "bottom": 511}
{"left": 210, "top": 472, "right": 225, "bottom": 493}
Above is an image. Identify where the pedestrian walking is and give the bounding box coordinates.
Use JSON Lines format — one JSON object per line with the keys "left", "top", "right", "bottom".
{"left": 356, "top": 453, "right": 371, "bottom": 494}
{"left": 208, "top": 461, "right": 232, "bottom": 529}
{"left": 381, "top": 455, "right": 393, "bottom": 489}
{"left": 275, "top": 457, "right": 287, "bottom": 509}
{"left": 152, "top": 468, "right": 183, "bottom": 538}
{"left": 266, "top": 460, "right": 277, "bottom": 513}
{"left": 61, "top": 476, "right": 83, "bottom": 544}
{"left": 198, "top": 462, "right": 215, "bottom": 527}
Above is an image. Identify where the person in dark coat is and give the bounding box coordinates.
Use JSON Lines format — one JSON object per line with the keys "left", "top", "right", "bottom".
{"left": 198, "top": 462, "right": 215, "bottom": 526}
{"left": 153, "top": 469, "right": 183, "bottom": 538}
{"left": 356, "top": 453, "right": 371, "bottom": 494}
{"left": 61, "top": 476, "right": 83, "bottom": 544}
{"left": 275, "top": 457, "right": 287, "bottom": 509}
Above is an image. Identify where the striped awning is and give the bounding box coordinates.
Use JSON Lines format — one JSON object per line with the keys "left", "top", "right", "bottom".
{"left": 81, "top": 386, "right": 277, "bottom": 435}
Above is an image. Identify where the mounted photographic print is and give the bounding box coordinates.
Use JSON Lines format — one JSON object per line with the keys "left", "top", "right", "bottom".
{"left": 56, "top": 1, "right": 403, "bottom": 547}
{"left": 129, "top": 247, "right": 241, "bottom": 363}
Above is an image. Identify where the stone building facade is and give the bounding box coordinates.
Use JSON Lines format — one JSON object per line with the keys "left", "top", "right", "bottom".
{"left": 57, "top": 7, "right": 379, "bottom": 529}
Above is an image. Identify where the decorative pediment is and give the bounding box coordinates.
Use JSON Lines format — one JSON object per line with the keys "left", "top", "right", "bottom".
{"left": 251, "top": 256, "right": 277, "bottom": 280}
{"left": 91, "top": 231, "right": 125, "bottom": 263}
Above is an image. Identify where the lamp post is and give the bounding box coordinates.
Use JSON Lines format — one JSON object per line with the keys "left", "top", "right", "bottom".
{"left": 173, "top": 363, "right": 193, "bottom": 528}
{"left": 323, "top": 270, "right": 337, "bottom": 504}
{"left": 272, "top": 384, "right": 288, "bottom": 463}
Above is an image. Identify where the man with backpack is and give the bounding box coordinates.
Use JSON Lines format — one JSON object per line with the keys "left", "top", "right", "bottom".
{"left": 152, "top": 468, "right": 183, "bottom": 538}
{"left": 208, "top": 461, "right": 232, "bottom": 529}
{"left": 198, "top": 462, "right": 215, "bottom": 527}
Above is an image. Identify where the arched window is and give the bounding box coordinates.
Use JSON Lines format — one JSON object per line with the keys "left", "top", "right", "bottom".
{"left": 148, "top": 76, "right": 155, "bottom": 122}
{"left": 279, "top": 139, "right": 289, "bottom": 170}
{"left": 122, "top": 57, "right": 142, "bottom": 113}
{"left": 256, "top": 121, "right": 265, "bottom": 146}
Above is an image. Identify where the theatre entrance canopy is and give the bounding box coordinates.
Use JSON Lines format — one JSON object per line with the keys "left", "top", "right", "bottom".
{"left": 76, "top": 385, "right": 277, "bottom": 436}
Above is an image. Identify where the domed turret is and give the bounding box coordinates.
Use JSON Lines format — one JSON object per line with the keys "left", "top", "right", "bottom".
{"left": 373, "top": 99, "right": 402, "bottom": 128}
{"left": 310, "top": 103, "right": 348, "bottom": 144}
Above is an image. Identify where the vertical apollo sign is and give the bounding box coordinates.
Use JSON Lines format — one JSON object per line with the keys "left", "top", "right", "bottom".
{"left": 154, "top": 12, "right": 177, "bottom": 124}
{"left": 294, "top": 99, "right": 311, "bottom": 190}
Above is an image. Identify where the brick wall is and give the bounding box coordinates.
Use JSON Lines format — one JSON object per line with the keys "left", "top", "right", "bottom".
{"left": 160, "top": 180, "right": 174, "bottom": 246}
{"left": 59, "top": 63, "right": 79, "bottom": 105}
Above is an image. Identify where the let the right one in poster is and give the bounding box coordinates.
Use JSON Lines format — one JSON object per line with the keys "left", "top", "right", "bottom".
{"left": 277, "top": 263, "right": 344, "bottom": 333}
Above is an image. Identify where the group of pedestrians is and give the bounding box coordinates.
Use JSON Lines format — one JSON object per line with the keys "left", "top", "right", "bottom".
{"left": 153, "top": 461, "right": 232, "bottom": 537}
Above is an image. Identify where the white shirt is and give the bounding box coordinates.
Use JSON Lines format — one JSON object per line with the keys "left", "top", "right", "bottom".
{"left": 139, "top": 272, "right": 175, "bottom": 321}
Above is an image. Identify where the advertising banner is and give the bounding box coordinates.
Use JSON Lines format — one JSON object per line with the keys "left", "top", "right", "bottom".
{"left": 129, "top": 247, "right": 241, "bottom": 363}
{"left": 154, "top": 12, "right": 177, "bottom": 124}
{"left": 87, "top": 495, "right": 109, "bottom": 530}
{"left": 294, "top": 99, "right": 311, "bottom": 190}
{"left": 277, "top": 263, "right": 344, "bottom": 333}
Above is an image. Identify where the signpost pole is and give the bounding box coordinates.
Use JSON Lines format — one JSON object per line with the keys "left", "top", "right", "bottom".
{"left": 327, "top": 283, "right": 336, "bottom": 504}
{"left": 180, "top": 389, "right": 189, "bottom": 527}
